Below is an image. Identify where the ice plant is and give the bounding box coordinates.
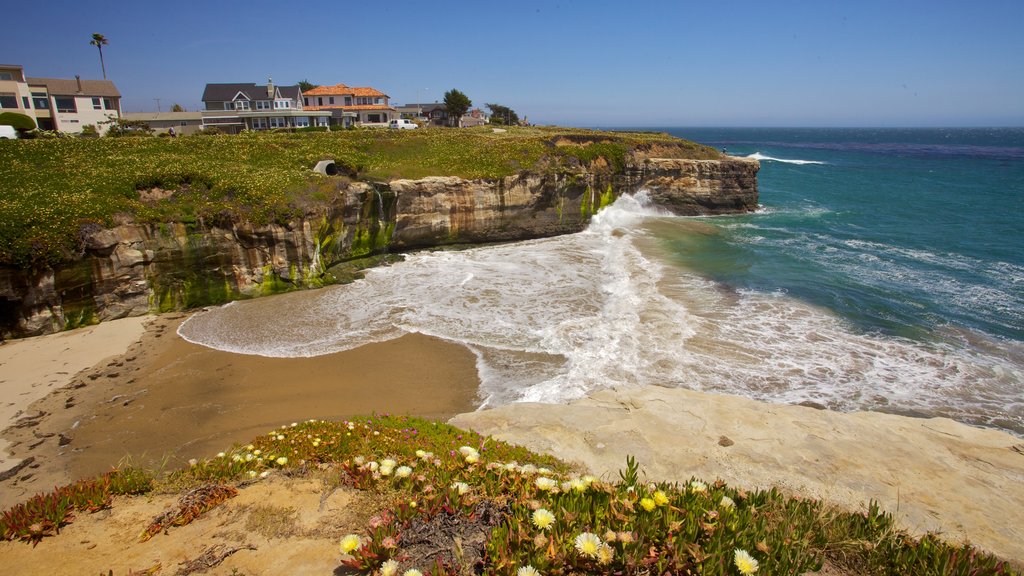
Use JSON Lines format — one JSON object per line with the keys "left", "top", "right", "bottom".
{"left": 517, "top": 566, "right": 541, "bottom": 576}
{"left": 403, "top": 569, "right": 423, "bottom": 576}
{"left": 339, "top": 533, "right": 362, "bottom": 554}
{"left": 640, "top": 497, "right": 656, "bottom": 512}
{"left": 380, "top": 559, "right": 399, "bottom": 576}
{"left": 531, "top": 508, "right": 555, "bottom": 530}
{"left": 574, "top": 532, "right": 602, "bottom": 558}
{"left": 653, "top": 490, "right": 669, "bottom": 506}
{"left": 734, "top": 549, "right": 759, "bottom": 574}
{"left": 395, "top": 466, "right": 412, "bottom": 478}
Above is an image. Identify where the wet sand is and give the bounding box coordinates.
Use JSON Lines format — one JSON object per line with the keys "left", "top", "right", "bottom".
{"left": 1, "top": 314, "right": 481, "bottom": 508}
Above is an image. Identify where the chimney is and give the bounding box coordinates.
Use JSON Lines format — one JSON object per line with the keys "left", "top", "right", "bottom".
{"left": 267, "top": 76, "right": 274, "bottom": 98}
{"left": 75, "top": 75, "right": 83, "bottom": 93}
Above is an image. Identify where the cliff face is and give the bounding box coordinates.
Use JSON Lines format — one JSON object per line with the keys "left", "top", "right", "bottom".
{"left": 0, "top": 157, "right": 758, "bottom": 338}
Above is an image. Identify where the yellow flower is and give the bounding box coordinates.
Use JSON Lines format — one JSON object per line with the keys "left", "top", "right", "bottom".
{"left": 640, "top": 497, "right": 656, "bottom": 512}
{"left": 653, "top": 490, "right": 669, "bottom": 506}
{"left": 690, "top": 480, "right": 708, "bottom": 493}
{"left": 339, "top": 534, "right": 362, "bottom": 554}
{"left": 276, "top": 456, "right": 288, "bottom": 466}
{"left": 531, "top": 508, "right": 555, "bottom": 530}
{"left": 574, "top": 532, "right": 602, "bottom": 558}
{"left": 734, "top": 549, "right": 759, "bottom": 574}
{"left": 597, "top": 543, "right": 614, "bottom": 565}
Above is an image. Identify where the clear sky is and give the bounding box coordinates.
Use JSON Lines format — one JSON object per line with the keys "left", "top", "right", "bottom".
{"left": 2, "top": 0, "right": 1022, "bottom": 127}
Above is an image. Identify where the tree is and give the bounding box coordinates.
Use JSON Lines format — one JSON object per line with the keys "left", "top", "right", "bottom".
{"left": 443, "top": 89, "right": 471, "bottom": 127}
{"left": 90, "top": 33, "right": 108, "bottom": 79}
{"left": 298, "top": 79, "right": 318, "bottom": 93}
{"left": 486, "top": 103, "right": 519, "bottom": 126}
{"left": 170, "top": 103, "right": 185, "bottom": 112}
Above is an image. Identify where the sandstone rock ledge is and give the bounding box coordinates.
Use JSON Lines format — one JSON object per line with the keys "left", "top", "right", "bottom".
{"left": 450, "top": 385, "right": 1024, "bottom": 563}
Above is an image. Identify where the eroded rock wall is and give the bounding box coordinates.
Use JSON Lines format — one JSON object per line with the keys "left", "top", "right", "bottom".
{"left": 0, "top": 158, "right": 758, "bottom": 338}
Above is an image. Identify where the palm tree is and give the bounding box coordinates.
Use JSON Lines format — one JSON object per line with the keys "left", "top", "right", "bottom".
{"left": 90, "top": 33, "right": 108, "bottom": 79}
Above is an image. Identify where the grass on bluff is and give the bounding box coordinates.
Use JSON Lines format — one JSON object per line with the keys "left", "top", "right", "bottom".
{"left": 0, "top": 416, "right": 1018, "bottom": 576}
{"left": 0, "top": 127, "right": 719, "bottom": 267}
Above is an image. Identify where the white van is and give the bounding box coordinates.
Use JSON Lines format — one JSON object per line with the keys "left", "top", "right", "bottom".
{"left": 0, "top": 125, "right": 17, "bottom": 139}
{"left": 388, "top": 118, "right": 418, "bottom": 130}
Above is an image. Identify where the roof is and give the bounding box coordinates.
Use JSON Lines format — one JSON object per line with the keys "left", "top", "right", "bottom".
{"left": 201, "top": 83, "right": 301, "bottom": 102}
{"left": 301, "top": 83, "right": 388, "bottom": 98}
{"left": 302, "top": 83, "right": 350, "bottom": 96}
{"left": 26, "top": 77, "right": 120, "bottom": 97}
{"left": 305, "top": 104, "right": 396, "bottom": 112}
{"left": 123, "top": 112, "right": 203, "bottom": 121}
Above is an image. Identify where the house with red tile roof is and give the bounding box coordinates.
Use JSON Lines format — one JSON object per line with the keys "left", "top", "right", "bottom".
{"left": 302, "top": 83, "right": 397, "bottom": 127}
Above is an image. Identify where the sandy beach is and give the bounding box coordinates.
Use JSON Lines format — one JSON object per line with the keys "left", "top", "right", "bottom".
{"left": 0, "top": 314, "right": 481, "bottom": 508}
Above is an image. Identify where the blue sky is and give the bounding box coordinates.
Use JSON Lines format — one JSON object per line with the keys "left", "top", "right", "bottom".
{"left": 2, "top": 0, "right": 1022, "bottom": 127}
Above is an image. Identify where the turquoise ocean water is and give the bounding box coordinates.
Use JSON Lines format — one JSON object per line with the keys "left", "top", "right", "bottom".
{"left": 180, "top": 128, "right": 1024, "bottom": 435}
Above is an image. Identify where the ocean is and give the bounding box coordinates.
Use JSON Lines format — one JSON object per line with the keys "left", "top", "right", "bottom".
{"left": 178, "top": 128, "right": 1024, "bottom": 436}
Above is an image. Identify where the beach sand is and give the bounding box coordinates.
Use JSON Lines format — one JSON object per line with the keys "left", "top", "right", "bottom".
{"left": 0, "top": 314, "right": 481, "bottom": 508}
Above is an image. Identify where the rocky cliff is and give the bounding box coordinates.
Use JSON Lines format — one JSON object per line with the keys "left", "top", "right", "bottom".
{"left": 0, "top": 157, "right": 758, "bottom": 338}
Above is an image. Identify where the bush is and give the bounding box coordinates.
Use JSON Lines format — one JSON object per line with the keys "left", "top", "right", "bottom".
{"left": 0, "top": 112, "right": 36, "bottom": 131}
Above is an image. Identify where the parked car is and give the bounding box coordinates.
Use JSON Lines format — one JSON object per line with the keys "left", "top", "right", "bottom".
{"left": 0, "top": 125, "right": 18, "bottom": 139}
{"left": 388, "top": 119, "right": 418, "bottom": 130}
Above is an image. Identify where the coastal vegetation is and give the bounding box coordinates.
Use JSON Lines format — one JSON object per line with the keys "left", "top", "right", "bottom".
{"left": 0, "top": 127, "right": 720, "bottom": 267}
{"left": 1, "top": 416, "right": 1017, "bottom": 575}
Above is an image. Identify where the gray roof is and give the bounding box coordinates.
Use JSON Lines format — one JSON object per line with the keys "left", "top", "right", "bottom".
{"left": 26, "top": 77, "right": 120, "bottom": 97}
{"left": 123, "top": 111, "right": 203, "bottom": 121}
{"left": 202, "top": 83, "right": 301, "bottom": 102}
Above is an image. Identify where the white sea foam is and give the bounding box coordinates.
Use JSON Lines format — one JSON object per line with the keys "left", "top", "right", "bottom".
{"left": 746, "top": 152, "right": 827, "bottom": 165}
{"left": 178, "top": 193, "right": 1024, "bottom": 434}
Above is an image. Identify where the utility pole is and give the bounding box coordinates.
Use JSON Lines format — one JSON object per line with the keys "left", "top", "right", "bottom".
{"left": 154, "top": 98, "right": 161, "bottom": 113}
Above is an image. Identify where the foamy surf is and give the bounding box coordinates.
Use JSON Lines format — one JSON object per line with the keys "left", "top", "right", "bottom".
{"left": 178, "top": 192, "right": 1023, "bottom": 435}
{"left": 746, "top": 151, "right": 826, "bottom": 165}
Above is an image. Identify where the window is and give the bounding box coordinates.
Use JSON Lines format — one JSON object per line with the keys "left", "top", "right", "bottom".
{"left": 329, "top": 96, "right": 334, "bottom": 105}
{"left": 55, "top": 97, "right": 76, "bottom": 113}
{"left": 273, "top": 99, "right": 291, "bottom": 109}
{"left": 294, "top": 117, "right": 309, "bottom": 128}
{"left": 233, "top": 100, "right": 250, "bottom": 110}
{"left": 256, "top": 100, "right": 270, "bottom": 110}
{"left": 251, "top": 117, "right": 267, "bottom": 130}
{"left": 103, "top": 98, "right": 113, "bottom": 109}
{"left": 92, "top": 97, "right": 102, "bottom": 110}
{"left": 23, "top": 96, "right": 30, "bottom": 108}
{"left": 0, "top": 93, "right": 17, "bottom": 108}
{"left": 344, "top": 96, "right": 352, "bottom": 106}
{"left": 303, "top": 97, "right": 309, "bottom": 106}
{"left": 315, "top": 117, "right": 328, "bottom": 127}
{"left": 32, "top": 93, "right": 49, "bottom": 109}
{"left": 375, "top": 97, "right": 383, "bottom": 105}
{"left": 269, "top": 116, "right": 286, "bottom": 128}
{"left": 317, "top": 97, "right": 323, "bottom": 106}
{"left": 0, "top": 72, "right": 12, "bottom": 81}
{"left": 180, "top": 121, "right": 188, "bottom": 126}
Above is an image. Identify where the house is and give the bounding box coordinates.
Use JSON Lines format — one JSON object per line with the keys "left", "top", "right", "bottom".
{"left": 200, "top": 78, "right": 331, "bottom": 133}
{"left": 398, "top": 102, "right": 448, "bottom": 126}
{"left": 122, "top": 111, "right": 204, "bottom": 136}
{"left": 461, "top": 108, "right": 490, "bottom": 128}
{"left": 302, "top": 83, "right": 397, "bottom": 127}
{"left": 1, "top": 64, "right": 122, "bottom": 134}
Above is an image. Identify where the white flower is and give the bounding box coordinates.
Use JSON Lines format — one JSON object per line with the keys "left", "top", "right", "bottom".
{"left": 339, "top": 533, "right": 362, "bottom": 554}
{"left": 451, "top": 482, "right": 471, "bottom": 495}
{"left": 395, "top": 466, "right": 413, "bottom": 478}
{"left": 690, "top": 480, "right": 708, "bottom": 493}
{"left": 276, "top": 456, "right": 288, "bottom": 466}
{"left": 570, "top": 478, "right": 588, "bottom": 493}
{"left": 720, "top": 495, "right": 736, "bottom": 509}
{"left": 353, "top": 456, "right": 365, "bottom": 466}
{"left": 380, "top": 559, "right": 399, "bottom": 576}
{"left": 465, "top": 453, "right": 479, "bottom": 464}
{"left": 217, "top": 452, "right": 226, "bottom": 458}
{"left": 381, "top": 458, "right": 397, "bottom": 469}
{"left": 402, "top": 570, "right": 423, "bottom": 576}
{"left": 535, "top": 477, "right": 558, "bottom": 491}
{"left": 519, "top": 464, "right": 537, "bottom": 475}
{"left": 517, "top": 566, "right": 541, "bottom": 576}
{"left": 458, "top": 446, "right": 477, "bottom": 457}
{"left": 574, "top": 532, "right": 602, "bottom": 558}
{"left": 734, "top": 549, "right": 759, "bottom": 574}
{"left": 531, "top": 508, "right": 555, "bottom": 530}
{"left": 538, "top": 467, "right": 552, "bottom": 475}
{"left": 259, "top": 470, "right": 270, "bottom": 478}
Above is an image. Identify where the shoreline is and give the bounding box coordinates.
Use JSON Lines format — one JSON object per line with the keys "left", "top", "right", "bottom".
{"left": 0, "top": 314, "right": 481, "bottom": 508}
{"left": 2, "top": 314, "right": 1022, "bottom": 563}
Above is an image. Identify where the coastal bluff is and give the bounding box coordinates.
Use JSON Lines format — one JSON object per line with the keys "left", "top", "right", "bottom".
{"left": 0, "top": 156, "right": 757, "bottom": 338}
{"left": 450, "top": 385, "right": 1024, "bottom": 563}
